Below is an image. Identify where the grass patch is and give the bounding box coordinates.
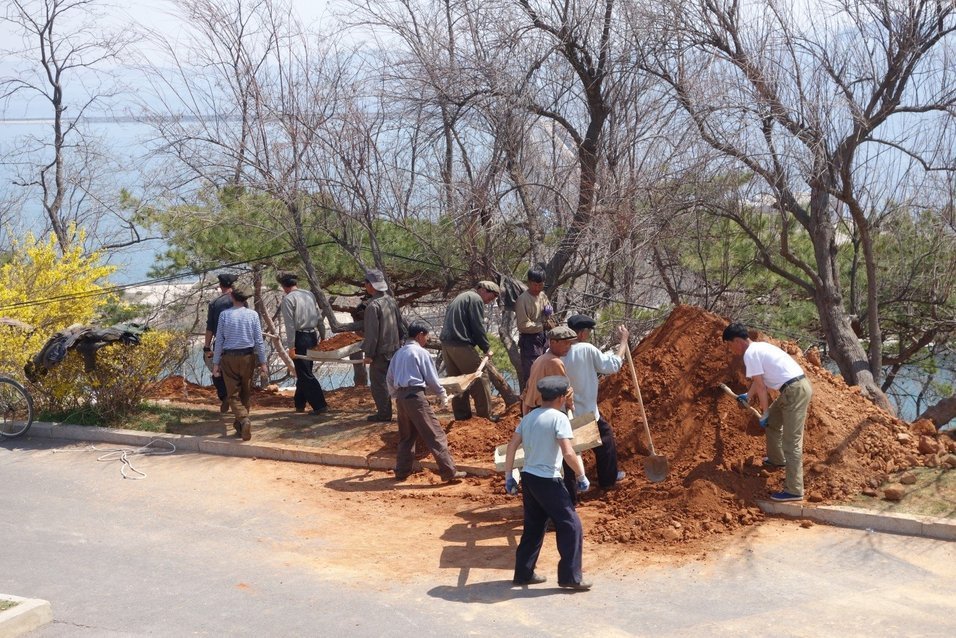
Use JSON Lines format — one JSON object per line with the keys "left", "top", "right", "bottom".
{"left": 0, "top": 599, "right": 18, "bottom": 612}
{"left": 845, "top": 468, "right": 956, "bottom": 519}
{"left": 40, "top": 403, "right": 221, "bottom": 434}
{"left": 118, "top": 403, "right": 221, "bottom": 433}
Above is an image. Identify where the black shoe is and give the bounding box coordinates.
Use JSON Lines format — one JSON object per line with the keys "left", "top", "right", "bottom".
{"left": 220, "top": 401, "right": 230, "bottom": 414}
{"left": 240, "top": 419, "right": 251, "bottom": 441}
{"left": 513, "top": 573, "right": 547, "bottom": 586}
{"left": 394, "top": 472, "right": 410, "bottom": 481}
{"left": 233, "top": 421, "right": 242, "bottom": 436}
{"left": 762, "top": 456, "right": 786, "bottom": 469}
{"left": 295, "top": 407, "right": 306, "bottom": 414}
{"left": 367, "top": 414, "right": 391, "bottom": 422}
{"left": 558, "top": 580, "right": 592, "bottom": 591}
{"left": 311, "top": 406, "right": 329, "bottom": 415}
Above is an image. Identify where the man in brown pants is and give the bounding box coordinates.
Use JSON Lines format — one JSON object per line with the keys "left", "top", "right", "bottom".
{"left": 212, "top": 284, "right": 269, "bottom": 441}
{"left": 387, "top": 322, "right": 466, "bottom": 483}
{"left": 439, "top": 281, "right": 500, "bottom": 421}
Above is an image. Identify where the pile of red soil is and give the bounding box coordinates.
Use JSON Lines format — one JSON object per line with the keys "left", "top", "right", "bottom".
{"left": 574, "top": 304, "right": 926, "bottom": 545}
{"left": 318, "top": 331, "right": 363, "bottom": 351}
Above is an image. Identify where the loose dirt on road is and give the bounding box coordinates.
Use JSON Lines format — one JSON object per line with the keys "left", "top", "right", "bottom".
{"left": 147, "top": 305, "right": 955, "bottom": 556}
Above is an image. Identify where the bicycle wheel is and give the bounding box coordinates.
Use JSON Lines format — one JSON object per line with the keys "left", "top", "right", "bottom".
{"left": 0, "top": 377, "right": 34, "bottom": 438}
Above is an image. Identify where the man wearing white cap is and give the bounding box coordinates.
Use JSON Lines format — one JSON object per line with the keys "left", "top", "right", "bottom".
{"left": 362, "top": 269, "right": 405, "bottom": 422}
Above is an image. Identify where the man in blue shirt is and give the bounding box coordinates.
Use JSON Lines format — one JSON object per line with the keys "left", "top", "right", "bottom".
{"left": 387, "top": 322, "right": 465, "bottom": 483}
{"left": 212, "top": 284, "right": 269, "bottom": 441}
{"left": 503, "top": 376, "right": 592, "bottom": 591}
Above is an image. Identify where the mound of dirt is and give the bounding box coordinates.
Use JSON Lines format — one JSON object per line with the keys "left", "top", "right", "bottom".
{"left": 578, "top": 304, "right": 922, "bottom": 546}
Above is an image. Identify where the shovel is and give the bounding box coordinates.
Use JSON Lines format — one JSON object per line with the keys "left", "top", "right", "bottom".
{"left": 624, "top": 347, "right": 668, "bottom": 482}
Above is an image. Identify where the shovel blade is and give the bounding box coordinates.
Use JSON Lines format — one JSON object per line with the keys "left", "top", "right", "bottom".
{"left": 642, "top": 454, "right": 669, "bottom": 483}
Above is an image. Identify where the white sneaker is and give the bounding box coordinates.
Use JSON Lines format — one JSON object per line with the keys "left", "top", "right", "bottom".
{"left": 616, "top": 471, "right": 627, "bottom": 481}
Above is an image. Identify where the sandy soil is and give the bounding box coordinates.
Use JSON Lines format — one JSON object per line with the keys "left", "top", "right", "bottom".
{"left": 146, "top": 305, "right": 956, "bottom": 556}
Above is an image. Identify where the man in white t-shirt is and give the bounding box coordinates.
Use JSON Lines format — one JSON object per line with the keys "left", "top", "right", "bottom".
{"left": 562, "top": 314, "right": 629, "bottom": 495}
{"left": 722, "top": 323, "right": 813, "bottom": 502}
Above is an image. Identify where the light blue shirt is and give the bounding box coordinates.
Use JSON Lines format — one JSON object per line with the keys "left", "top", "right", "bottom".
{"left": 213, "top": 306, "right": 267, "bottom": 364}
{"left": 516, "top": 407, "right": 573, "bottom": 479}
{"left": 386, "top": 340, "right": 446, "bottom": 398}
{"left": 562, "top": 341, "right": 622, "bottom": 421}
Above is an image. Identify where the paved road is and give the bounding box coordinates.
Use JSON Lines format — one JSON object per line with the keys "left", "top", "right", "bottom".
{"left": 2, "top": 438, "right": 955, "bottom": 637}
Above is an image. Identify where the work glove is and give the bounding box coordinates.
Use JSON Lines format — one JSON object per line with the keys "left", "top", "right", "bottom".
{"left": 576, "top": 475, "right": 590, "bottom": 493}
{"left": 736, "top": 392, "right": 749, "bottom": 406}
{"left": 439, "top": 394, "right": 450, "bottom": 410}
{"left": 759, "top": 412, "right": 769, "bottom": 428}
{"left": 542, "top": 304, "right": 553, "bottom": 317}
{"left": 505, "top": 476, "right": 519, "bottom": 495}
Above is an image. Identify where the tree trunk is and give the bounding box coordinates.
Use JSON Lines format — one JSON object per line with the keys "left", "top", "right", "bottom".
{"left": 917, "top": 397, "right": 956, "bottom": 429}
{"left": 485, "top": 360, "right": 520, "bottom": 406}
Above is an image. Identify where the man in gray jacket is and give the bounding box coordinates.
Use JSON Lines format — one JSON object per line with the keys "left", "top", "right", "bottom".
{"left": 277, "top": 272, "right": 328, "bottom": 415}
{"left": 439, "top": 281, "right": 500, "bottom": 421}
{"left": 362, "top": 269, "right": 405, "bottom": 422}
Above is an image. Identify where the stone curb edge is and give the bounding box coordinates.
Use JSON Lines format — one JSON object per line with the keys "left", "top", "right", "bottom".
{"left": 757, "top": 500, "right": 956, "bottom": 542}
{"left": 22, "top": 421, "right": 497, "bottom": 478}
{"left": 0, "top": 594, "right": 53, "bottom": 637}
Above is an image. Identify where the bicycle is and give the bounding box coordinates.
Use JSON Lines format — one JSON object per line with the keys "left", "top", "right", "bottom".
{"left": 0, "top": 376, "right": 34, "bottom": 439}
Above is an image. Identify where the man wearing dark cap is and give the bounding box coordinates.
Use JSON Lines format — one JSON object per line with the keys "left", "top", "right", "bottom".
{"left": 203, "top": 273, "right": 237, "bottom": 412}
{"left": 514, "top": 266, "right": 554, "bottom": 391}
{"left": 723, "top": 322, "right": 812, "bottom": 502}
{"left": 439, "top": 281, "right": 500, "bottom": 421}
{"left": 504, "top": 375, "right": 591, "bottom": 591}
{"left": 563, "top": 314, "right": 629, "bottom": 489}
{"left": 212, "top": 284, "right": 269, "bottom": 441}
{"left": 277, "top": 272, "right": 328, "bottom": 415}
{"left": 387, "top": 322, "right": 466, "bottom": 483}
{"left": 522, "top": 324, "right": 576, "bottom": 415}
{"left": 362, "top": 269, "right": 405, "bottom": 422}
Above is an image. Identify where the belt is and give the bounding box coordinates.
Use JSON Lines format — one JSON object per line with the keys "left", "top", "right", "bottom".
{"left": 396, "top": 386, "right": 426, "bottom": 398}
{"left": 223, "top": 347, "right": 254, "bottom": 356}
{"left": 779, "top": 375, "right": 806, "bottom": 392}
{"left": 295, "top": 329, "right": 316, "bottom": 334}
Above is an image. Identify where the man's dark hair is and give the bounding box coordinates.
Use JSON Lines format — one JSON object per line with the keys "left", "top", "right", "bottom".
{"left": 527, "top": 266, "right": 546, "bottom": 283}
{"left": 276, "top": 272, "right": 298, "bottom": 288}
{"left": 407, "top": 321, "right": 430, "bottom": 339}
{"left": 722, "top": 323, "right": 750, "bottom": 342}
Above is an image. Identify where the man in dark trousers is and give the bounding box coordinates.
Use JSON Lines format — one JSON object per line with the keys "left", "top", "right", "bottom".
{"left": 439, "top": 281, "right": 500, "bottom": 421}
{"left": 723, "top": 322, "right": 813, "bottom": 502}
{"left": 514, "top": 266, "right": 553, "bottom": 390}
{"left": 504, "top": 375, "right": 591, "bottom": 591}
{"left": 362, "top": 268, "right": 404, "bottom": 422}
{"left": 387, "top": 321, "right": 466, "bottom": 483}
{"left": 203, "top": 273, "right": 236, "bottom": 413}
{"left": 212, "top": 284, "right": 269, "bottom": 441}
{"left": 277, "top": 272, "right": 328, "bottom": 415}
{"left": 562, "top": 314, "right": 629, "bottom": 491}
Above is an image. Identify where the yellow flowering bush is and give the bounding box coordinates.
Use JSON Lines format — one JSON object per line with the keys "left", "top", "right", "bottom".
{"left": 32, "top": 330, "right": 188, "bottom": 421}
{"left": 0, "top": 232, "right": 188, "bottom": 422}
{"left": 0, "top": 232, "right": 115, "bottom": 375}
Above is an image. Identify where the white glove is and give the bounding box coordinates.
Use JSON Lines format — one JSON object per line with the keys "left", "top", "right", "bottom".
{"left": 440, "top": 394, "right": 450, "bottom": 410}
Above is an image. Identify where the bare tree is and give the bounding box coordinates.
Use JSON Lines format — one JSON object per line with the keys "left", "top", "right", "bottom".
{"left": 0, "top": 0, "right": 133, "bottom": 252}
{"left": 635, "top": 0, "right": 956, "bottom": 410}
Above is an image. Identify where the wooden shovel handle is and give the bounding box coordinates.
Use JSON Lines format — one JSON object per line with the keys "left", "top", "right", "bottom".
{"left": 625, "top": 347, "right": 658, "bottom": 457}
{"left": 717, "top": 383, "right": 764, "bottom": 419}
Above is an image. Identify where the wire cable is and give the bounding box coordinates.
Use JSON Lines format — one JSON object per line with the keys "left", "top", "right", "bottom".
{"left": 52, "top": 439, "right": 177, "bottom": 479}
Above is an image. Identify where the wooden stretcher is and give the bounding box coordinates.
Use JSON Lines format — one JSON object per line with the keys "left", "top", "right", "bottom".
{"left": 493, "top": 411, "right": 602, "bottom": 471}
{"left": 438, "top": 354, "right": 490, "bottom": 396}
{"left": 295, "top": 341, "right": 364, "bottom": 363}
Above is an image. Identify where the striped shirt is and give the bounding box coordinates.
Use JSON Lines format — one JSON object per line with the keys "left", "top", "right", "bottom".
{"left": 213, "top": 307, "right": 267, "bottom": 364}
{"left": 280, "top": 288, "right": 320, "bottom": 348}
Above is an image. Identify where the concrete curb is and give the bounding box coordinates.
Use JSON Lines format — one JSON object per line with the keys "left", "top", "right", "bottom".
{"left": 22, "top": 421, "right": 497, "bottom": 478}
{"left": 0, "top": 595, "right": 52, "bottom": 637}
{"left": 757, "top": 500, "right": 956, "bottom": 542}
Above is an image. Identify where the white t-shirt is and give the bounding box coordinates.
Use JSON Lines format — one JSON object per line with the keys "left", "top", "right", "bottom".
{"left": 743, "top": 341, "right": 804, "bottom": 390}
{"left": 562, "top": 342, "right": 622, "bottom": 421}
{"left": 516, "top": 407, "right": 574, "bottom": 479}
